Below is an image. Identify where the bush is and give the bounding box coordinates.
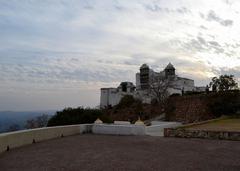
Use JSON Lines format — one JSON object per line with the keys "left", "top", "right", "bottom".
{"left": 47, "top": 107, "right": 112, "bottom": 127}
{"left": 164, "top": 99, "right": 176, "bottom": 121}
{"left": 208, "top": 90, "right": 240, "bottom": 117}
{"left": 184, "top": 91, "right": 203, "bottom": 96}
{"left": 116, "top": 95, "right": 136, "bottom": 109}
{"left": 169, "top": 93, "right": 181, "bottom": 97}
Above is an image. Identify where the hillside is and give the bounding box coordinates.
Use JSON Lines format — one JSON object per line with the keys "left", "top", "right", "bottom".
{"left": 103, "top": 91, "right": 240, "bottom": 124}
{"left": 0, "top": 111, "right": 55, "bottom": 133}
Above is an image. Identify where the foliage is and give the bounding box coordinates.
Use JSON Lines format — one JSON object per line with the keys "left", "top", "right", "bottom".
{"left": 164, "top": 98, "right": 176, "bottom": 121}
{"left": 209, "top": 75, "right": 238, "bottom": 91}
{"left": 151, "top": 98, "right": 159, "bottom": 105}
{"left": 25, "top": 114, "right": 49, "bottom": 129}
{"left": 47, "top": 107, "right": 112, "bottom": 127}
{"left": 116, "top": 95, "right": 136, "bottom": 109}
{"left": 169, "top": 93, "right": 181, "bottom": 97}
{"left": 115, "top": 95, "right": 144, "bottom": 115}
{"left": 208, "top": 90, "right": 240, "bottom": 117}
{"left": 184, "top": 91, "right": 203, "bottom": 96}
{"left": 7, "top": 124, "right": 21, "bottom": 132}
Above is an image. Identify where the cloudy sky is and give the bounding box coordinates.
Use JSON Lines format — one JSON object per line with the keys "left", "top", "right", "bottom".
{"left": 0, "top": 0, "right": 239, "bottom": 111}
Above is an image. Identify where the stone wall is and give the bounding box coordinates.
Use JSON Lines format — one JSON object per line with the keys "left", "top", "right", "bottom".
{"left": 164, "top": 128, "right": 240, "bottom": 141}
{"left": 165, "top": 94, "right": 214, "bottom": 123}
{"left": 166, "top": 91, "right": 240, "bottom": 124}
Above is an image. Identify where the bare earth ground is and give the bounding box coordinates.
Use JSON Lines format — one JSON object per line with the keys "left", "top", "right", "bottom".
{"left": 187, "top": 118, "right": 240, "bottom": 132}
{"left": 0, "top": 134, "right": 240, "bottom": 171}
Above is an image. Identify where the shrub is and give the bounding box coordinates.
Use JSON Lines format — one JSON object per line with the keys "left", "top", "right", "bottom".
{"left": 169, "top": 93, "right": 181, "bottom": 97}
{"left": 184, "top": 91, "right": 203, "bottom": 96}
{"left": 47, "top": 107, "right": 112, "bottom": 127}
{"left": 164, "top": 99, "right": 176, "bottom": 121}
{"left": 116, "top": 95, "right": 136, "bottom": 109}
{"left": 208, "top": 90, "right": 240, "bottom": 117}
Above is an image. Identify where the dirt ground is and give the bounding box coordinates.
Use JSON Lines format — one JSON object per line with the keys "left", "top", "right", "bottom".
{"left": 0, "top": 134, "right": 240, "bottom": 171}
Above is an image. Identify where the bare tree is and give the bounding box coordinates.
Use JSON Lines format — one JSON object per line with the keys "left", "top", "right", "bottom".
{"left": 149, "top": 76, "right": 171, "bottom": 104}
{"left": 25, "top": 114, "right": 49, "bottom": 129}
{"left": 25, "top": 119, "right": 36, "bottom": 129}
{"left": 36, "top": 114, "right": 49, "bottom": 127}
{"left": 7, "top": 124, "right": 21, "bottom": 132}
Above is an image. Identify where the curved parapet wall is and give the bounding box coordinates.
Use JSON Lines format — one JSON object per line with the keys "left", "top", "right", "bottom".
{"left": 0, "top": 124, "right": 92, "bottom": 153}
{"left": 0, "top": 122, "right": 181, "bottom": 153}
{"left": 0, "top": 123, "right": 146, "bottom": 153}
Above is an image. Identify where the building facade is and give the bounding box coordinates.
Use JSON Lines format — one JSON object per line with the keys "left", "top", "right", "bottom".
{"left": 100, "top": 63, "right": 197, "bottom": 108}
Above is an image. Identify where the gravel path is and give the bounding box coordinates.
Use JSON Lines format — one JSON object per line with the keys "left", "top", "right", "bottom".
{"left": 0, "top": 134, "right": 240, "bottom": 171}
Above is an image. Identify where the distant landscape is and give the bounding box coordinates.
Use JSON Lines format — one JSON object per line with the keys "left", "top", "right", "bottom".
{"left": 0, "top": 111, "right": 55, "bottom": 133}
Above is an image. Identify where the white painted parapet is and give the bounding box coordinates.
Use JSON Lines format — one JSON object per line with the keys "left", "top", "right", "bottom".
{"left": 0, "top": 125, "right": 83, "bottom": 153}
{"left": 0, "top": 121, "right": 182, "bottom": 153}
{"left": 92, "top": 124, "right": 146, "bottom": 136}
{"left": 114, "top": 121, "right": 131, "bottom": 125}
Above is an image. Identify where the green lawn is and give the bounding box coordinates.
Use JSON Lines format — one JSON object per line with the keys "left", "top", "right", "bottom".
{"left": 186, "top": 118, "right": 240, "bottom": 132}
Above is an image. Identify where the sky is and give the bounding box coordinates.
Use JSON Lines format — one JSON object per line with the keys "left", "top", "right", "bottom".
{"left": 0, "top": 0, "right": 239, "bottom": 111}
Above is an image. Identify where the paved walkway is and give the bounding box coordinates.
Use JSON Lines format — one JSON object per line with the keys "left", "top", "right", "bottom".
{"left": 146, "top": 121, "right": 182, "bottom": 136}
{"left": 0, "top": 134, "right": 240, "bottom": 171}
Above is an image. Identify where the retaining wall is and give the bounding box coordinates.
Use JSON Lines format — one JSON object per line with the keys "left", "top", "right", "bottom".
{"left": 164, "top": 128, "right": 240, "bottom": 141}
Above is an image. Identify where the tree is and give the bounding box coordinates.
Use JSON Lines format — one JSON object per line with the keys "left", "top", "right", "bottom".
{"left": 36, "top": 114, "right": 49, "bottom": 127}
{"left": 116, "top": 95, "right": 136, "bottom": 109}
{"left": 149, "top": 76, "right": 170, "bottom": 104}
{"left": 209, "top": 75, "right": 238, "bottom": 91}
{"left": 47, "top": 107, "right": 112, "bottom": 127}
{"left": 7, "top": 124, "right": 21, "bottom": 132}
{"left": 25, "top": 114, "right": 49, "bottom": 129}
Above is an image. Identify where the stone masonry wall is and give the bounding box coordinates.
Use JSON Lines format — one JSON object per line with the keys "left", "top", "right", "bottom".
{"left": 164, "top": 128, "right": 240, "bottom": 141}
{"left": 165, "top": 94, "right": 214, "bottom": 124}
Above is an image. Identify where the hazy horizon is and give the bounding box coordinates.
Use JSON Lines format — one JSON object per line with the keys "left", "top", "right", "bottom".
{"left": 0, "top": 0, "right": 239, "bottom": 111}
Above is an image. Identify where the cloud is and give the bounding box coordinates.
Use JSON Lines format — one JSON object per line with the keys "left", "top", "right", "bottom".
{"left": 180, "top": 35, "right": 228, "bottom": 55}
{"left": 144, "top": 4, "right": 191, "bottom": 14}
{"left": 199, "top": 25, "right": 207, "bottom": 30}
{"left": 206, "top": 10, "right": 233, "bottom": 26}
{"left": 0, "top": 0, "right": 239, "bottom": 110}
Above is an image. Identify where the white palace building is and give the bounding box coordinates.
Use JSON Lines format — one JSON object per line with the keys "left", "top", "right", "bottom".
{"left": 100, "top": 63, "right": 205, "bottom": 108}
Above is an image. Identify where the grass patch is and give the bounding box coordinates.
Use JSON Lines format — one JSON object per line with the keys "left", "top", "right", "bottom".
{"left": 186, "top": 118, "right": 240, "bottom": 132}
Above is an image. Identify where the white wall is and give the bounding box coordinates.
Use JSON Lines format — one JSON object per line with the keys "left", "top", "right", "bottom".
{"left": 136, "top": 73, "right": 141, "bottom": 90}
{"left": 0, "top": 122, "right": 183, "bottom": 153}
{"left": 92, "top": 124, "right": 146, "bottom": 135}
{"left": 100, "top": 88, "right": 120, "bottom": 108}
{"left": 0, "top": 125, "right": 87, "bottom": 153}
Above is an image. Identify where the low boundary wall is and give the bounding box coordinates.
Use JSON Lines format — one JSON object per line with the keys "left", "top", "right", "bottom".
{"left": 164, "top": 128, "right": 240, "bottom": 141}
{"left": 0, "top": 124, "right": 146, "bottom": 153}
{"left": 0, "top": 122, "right": 182, "bottom": 154}
{"left": 92, "top": 124, "right": 145, "bottom": 135}
{"left": 0, "top": 124, "right": 92, "bottom": 153}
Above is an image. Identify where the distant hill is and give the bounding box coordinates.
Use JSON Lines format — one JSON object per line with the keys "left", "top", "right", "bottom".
{"left": 0, "top": 110, "right": 55, "bottom": 133}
